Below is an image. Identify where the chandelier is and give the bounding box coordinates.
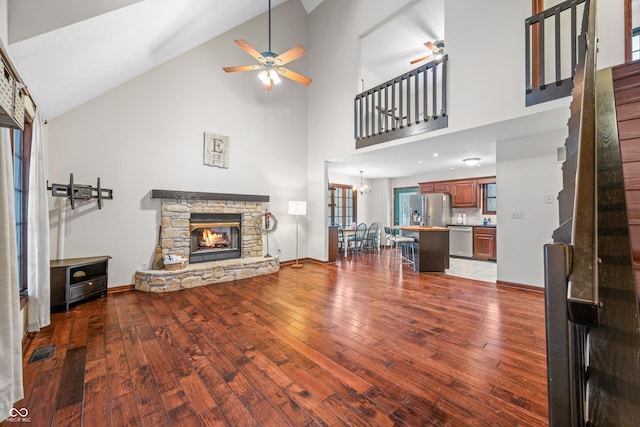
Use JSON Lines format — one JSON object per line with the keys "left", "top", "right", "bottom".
{"left": 356, "top": 171, "right": 371, "bottom": 195}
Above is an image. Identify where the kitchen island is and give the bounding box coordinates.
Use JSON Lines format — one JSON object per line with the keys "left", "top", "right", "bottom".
{"left": 398, "top": 226, "right": 450, "bottom": 273}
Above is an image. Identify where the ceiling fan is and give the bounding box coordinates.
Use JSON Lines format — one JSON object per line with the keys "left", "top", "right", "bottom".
{"left": 409, "top": 40, "right": 445, "bottom": 65}
{"left": 222, "top": 0, "right": 312, "bottom": 90}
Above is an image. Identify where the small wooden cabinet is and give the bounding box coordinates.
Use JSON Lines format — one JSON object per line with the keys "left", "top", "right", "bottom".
{"left": 50, "top": 256, "right": 110, "bottom": 311}
{"left": 451, "top": 180, "right": 478, "bottom": 207}
{"left": 474, "top": 227, "right": 496, "bottom": 261}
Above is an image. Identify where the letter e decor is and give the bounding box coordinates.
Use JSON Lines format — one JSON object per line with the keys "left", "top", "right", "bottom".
{"left": 203, "top": 132, "right": 230, "bottom": 169}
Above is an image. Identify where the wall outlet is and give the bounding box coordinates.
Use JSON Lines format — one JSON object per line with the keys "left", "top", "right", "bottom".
{"left": 544, "top": 194, "right": 554, "bottom": 204}
{"left": 512, "top": 211, "right": 525, "bottom": 219}
{"left": 141, "top": 263, "right": 147, "bottom": 270}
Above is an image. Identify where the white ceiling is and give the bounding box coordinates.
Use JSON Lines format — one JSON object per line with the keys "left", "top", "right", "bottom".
{"left": 7, "top": 0, "right": 323, "bottom": 118}
{"left": 361, "top": 0, "right": 445, "bottom": 85}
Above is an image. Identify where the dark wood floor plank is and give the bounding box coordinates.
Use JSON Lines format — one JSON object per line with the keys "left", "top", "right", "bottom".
{"left": 56, "top": 346, "right": 87, "bottom": 408}
{"left": 159, "top": 387, "right": 201, "bottom": 425}
{"left": 16, "top": 256, "right": 548, "bottom": 425}
{"left": 105, "top": 340, "right": 133, "bottom": 399}
{"left": 110, "top": 392, "right": 141, "bottom": 427}
{"left": 53, "top": 402, "right": 83, "bottom": 427}
{"left": 86, "top": 300, "right": 106, "bottom": 362}
{"left": 82, "top": 358, "right": 111, "bottom": 427}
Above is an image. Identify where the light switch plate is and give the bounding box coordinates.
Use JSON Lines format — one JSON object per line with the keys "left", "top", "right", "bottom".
{"left": 512, "top": 211, "right": 525, "bottom": 219}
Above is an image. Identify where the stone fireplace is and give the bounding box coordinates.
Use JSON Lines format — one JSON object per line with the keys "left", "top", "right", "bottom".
{"left": 134, "top": 190, "right": 279, "bottom": 292}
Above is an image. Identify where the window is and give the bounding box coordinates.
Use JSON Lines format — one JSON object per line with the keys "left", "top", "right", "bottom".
{"left": 12, "top": 128, "right": 29, "bottom": 294}
{"left": 328, "top": 184, "right": 357, "bottom": 228}
{"left": 394, "top": 187, "right": 419, "bottom": 226}
{"left": 483, "top": 183, "right": 497, "bottom": 215}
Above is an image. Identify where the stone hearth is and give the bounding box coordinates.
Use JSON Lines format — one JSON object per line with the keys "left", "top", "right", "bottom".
{"left": 135, "top": 256, "right": 279, "bottom": 292}
{"left": 134, "top": 190, "right": 279, "bottom": 292}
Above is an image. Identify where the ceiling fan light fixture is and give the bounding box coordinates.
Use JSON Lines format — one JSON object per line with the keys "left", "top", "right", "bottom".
{"left": 269, "top": 69, "right": 281, "bottom": 84}
{"left": 463, "top": 157, "right": 481, "bottom": 167}
{"left": 258, "top": 70, "right": 270, "bottom": 85}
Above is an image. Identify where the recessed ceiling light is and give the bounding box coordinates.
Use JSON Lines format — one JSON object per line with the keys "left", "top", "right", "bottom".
{"left": 418, "top": 160, "right": 423, "bottom": 164}
{"left": 463, "top": 157, "right": 481, "bottom": 166}
{"left": 433, "top": 153, "right": 439, "bottom": 157}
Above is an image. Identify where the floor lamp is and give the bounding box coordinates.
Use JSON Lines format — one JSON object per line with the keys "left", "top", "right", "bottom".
{"left": 288, "top": 200, "right": 307, "bottom": 268}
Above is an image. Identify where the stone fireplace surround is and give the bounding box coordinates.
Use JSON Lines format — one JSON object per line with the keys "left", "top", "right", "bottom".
{"left": 135, "top": 190, "right": 280, "bottom": 292}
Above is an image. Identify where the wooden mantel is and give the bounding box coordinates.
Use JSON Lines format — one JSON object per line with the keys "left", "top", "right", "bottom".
{"left": 151, "top": 189, "right": 269, "bottom": 202}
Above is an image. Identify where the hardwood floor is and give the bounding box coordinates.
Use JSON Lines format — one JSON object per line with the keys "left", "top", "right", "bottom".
{"left": 6, "top": 252, "right": 548, "bottom": 426}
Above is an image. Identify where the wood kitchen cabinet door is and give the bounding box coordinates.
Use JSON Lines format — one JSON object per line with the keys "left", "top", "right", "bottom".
{"left": 434, "top": 182, "right": 452, "bottom": 194}
{"left": 474, "top": 227, "right": 496, "bottom": 260}
{"left": 419, "top": 182, "right": 435, "bottom": 193}
{"left": 452, "top": 180, "right": 478, "bottom": 207}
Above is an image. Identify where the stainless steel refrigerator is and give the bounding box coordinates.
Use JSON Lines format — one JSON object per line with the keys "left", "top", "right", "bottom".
{"left": 409, "top": 193, "right": 451, "bottom": 227}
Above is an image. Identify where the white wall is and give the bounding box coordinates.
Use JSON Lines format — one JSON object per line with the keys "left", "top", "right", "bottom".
{"left": 47, "top": 0, "right": 309, "bottom": 286}
{"left": 496, "top": 129, "right": 564, "bottom": 287}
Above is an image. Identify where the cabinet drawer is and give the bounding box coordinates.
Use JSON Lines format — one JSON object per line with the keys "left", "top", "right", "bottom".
{"left": 474, "top": 227, "right": 496, "bottom": 235}
{"left": 69, "top": 276, "right": 106, "bottom": 301}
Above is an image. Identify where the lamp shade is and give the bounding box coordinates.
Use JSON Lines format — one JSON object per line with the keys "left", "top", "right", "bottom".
{"left": 288, "top": 200, "right": 307, "bottom": 216}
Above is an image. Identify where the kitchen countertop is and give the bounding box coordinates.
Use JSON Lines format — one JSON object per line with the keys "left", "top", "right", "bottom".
{"left": 447, "top": 224, "right": 497, "bottom": 228}
{"left": 398, "top": 226, "right": 450, "bottom": 232}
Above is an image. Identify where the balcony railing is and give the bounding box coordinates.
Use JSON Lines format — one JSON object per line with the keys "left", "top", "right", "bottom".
{"left": 525, "top": 0, "right": 587, "bottom": 106}
{"left": 354, "top": 55, "right": 448, "bottom": 149}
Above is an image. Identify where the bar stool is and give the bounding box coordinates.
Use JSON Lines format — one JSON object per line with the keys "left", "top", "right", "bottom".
{"left": 395, "top": 235, "right": 415, "bottom": 267}
{"left": 384, "top": 227, "right": 414, "bottom": 267}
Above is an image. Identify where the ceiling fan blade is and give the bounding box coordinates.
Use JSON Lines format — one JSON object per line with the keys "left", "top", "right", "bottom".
{"left": 275, "top": 45, "right": 307, "bottom": 65}
{"left": 424, "top": 41, "right": 437, "bottom": 51}
{"left": 277, "top": 68, "right": 312, "bottom": 86}
{"left": 223, "top": 64, "right": 263, "bottom": 73}
{"left": 410, "top": 54, "right": 432, "bottom": 65}
{"left": 234, "top": 39, "right": 265, "bottom": 62}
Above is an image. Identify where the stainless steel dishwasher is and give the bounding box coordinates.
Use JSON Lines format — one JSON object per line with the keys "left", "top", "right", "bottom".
{"left": 449, "top": 226, "right": 473, "bottom": 258}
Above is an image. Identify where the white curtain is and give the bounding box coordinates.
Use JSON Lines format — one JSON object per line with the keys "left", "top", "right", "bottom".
{"left": 0, "top": 128, "right": 24, "bottom": 420}
{"left": 27, "top": 111, "right": 50, "bottom": 332}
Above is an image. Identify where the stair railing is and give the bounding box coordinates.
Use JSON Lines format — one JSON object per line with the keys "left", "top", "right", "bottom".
{"left": 354, "top": 55, "right": 448, "bottom": 149}
{"left": 544, "top": 0, "right": 597, "bottom": 425}
{"left": 525, "top": 0, "right": 587, "bottom": 106}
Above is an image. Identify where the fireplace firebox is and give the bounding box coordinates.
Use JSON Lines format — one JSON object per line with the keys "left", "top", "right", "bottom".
{"left": 189, "top": 213, "right": 242, "bottom": 263}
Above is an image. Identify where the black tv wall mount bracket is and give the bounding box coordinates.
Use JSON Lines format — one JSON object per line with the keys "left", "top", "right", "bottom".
{"left": 47, "top": 173, "right": 113, "bottom": 209}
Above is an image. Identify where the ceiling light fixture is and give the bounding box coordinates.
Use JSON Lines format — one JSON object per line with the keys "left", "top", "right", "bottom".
{"left": 258, "top": 68, "right": 281, "bottom": 85}
{"left": 463, "top": 157, "right": 481, "bottom": 167}
{"left": 355, "top": 171, "right": 372, "bottom": 195}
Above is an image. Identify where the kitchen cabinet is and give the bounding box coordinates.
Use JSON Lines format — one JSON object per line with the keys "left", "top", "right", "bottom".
{"left": 452, "top": 180, "right": 478, "bottom": 207}
{"left": 434, "top": 182, "right": 452, "bottom": 194}
{"left": 420, "top": 181, "right": 451, "bottom": 194}
{"left": 419, "top": 182, "right": 435, "bottom": 193}
{"left": 474, "top": 227, "right": 496, "bottom": 261}
{"left": 50, "top": 256, "right": 110, "bottom": 311}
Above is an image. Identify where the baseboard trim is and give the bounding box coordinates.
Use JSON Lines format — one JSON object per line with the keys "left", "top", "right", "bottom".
{"left": 280, "top": 257, "right": 329, "bottom": 267}
{"left": 108, "top": 284, "right": 135, "bottom": 295}
{"left": 496, "top": 280, "right": 544, "bottom": 294}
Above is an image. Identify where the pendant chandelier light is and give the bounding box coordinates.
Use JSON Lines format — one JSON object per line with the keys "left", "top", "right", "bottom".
{"left": 356, "top": 171, "right": 371, "bottom": 195}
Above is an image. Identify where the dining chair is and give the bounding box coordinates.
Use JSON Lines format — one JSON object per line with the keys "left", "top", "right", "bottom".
{"left": 333, "top": 223, "right": 345, "bottom": 255}
{"left": 347, "top": 223, "right": 367, "bottom": 255}
{"left": 364, "top": 222, "right": 380, "bottom": 253}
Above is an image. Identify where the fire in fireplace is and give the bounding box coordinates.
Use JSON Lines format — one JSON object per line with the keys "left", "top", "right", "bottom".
{"left": 189, "top": 213, "right": 242, "bottom": 263}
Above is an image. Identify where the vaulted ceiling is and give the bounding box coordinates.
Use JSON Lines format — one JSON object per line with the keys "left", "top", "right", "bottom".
{"left": 6, "top": 0, "right": 324, "bottom": 118}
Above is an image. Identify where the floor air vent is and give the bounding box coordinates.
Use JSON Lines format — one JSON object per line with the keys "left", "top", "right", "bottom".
{"left": 28, "top": 345, "right": 56, "bottom": 363}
